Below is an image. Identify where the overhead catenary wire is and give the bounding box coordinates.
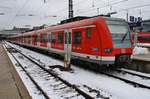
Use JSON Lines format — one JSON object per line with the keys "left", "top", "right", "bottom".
{"left": 118, "top": 3, "right": 150, "bottom": 12}
{"left": 75, "top": 0, "right": 150, "bottom": 18}
{"left": 3, "top": 0, "right": 150, "bottom": 30}
{"left": 5, "top": 0, "right": 31, "bottom": 29}
{"left": 75, "top": 0, "right": 128, "bottom": 15}
{"left": 0, "top": 5, "right": 10, "bottom": 9}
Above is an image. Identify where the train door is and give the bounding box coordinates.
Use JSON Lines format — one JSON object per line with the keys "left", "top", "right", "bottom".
{"left": 37, "top": 33, "right": 40, "bottom": 47}
{"left": 30, "top": 35, "right": 32, "bottom": 45}
{"left": 33, "top": 33, "right": 37, "bottom": 46}
{"left": 47, "top": 32, "right": 51, "bottom": 49}
{"left": 64, "top": 29, "right": 72, "bottom": 69}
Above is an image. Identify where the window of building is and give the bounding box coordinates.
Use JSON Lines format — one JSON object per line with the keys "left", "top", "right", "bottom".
{"left": 74, "top": 31, "right": 82, "bottom": 44}
{"left": 86, "top": 28, "right": 92, "bottom": 38}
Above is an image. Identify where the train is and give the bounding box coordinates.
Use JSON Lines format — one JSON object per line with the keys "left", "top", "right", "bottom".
{"left": 137, "top": 32, "right": 150, "bottom": 43}
{"left": 131, "top": 32, "right": 150, "bottom": 44}
{"left": 131, "top": 19, "right": 150, "bottom": 44}
{"left": 9, "top": 16, "right": 133, "bottom": 65}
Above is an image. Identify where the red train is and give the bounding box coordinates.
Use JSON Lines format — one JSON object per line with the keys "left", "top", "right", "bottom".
{"left": 137, "top": 32, "right": 150, "bottom": 43}
{"left": 131, "top": 20, "right": 150, "bottom": 44}
{"left": 10, "top": 16, "right": 133, "bottom": 65}
{"left": 131, "top": 32, "right": 150, "bottom": 44}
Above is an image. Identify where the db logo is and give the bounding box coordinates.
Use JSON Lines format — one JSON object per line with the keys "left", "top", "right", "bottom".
{"left": 121, "top": 48, "right": 126, "bottom": 53}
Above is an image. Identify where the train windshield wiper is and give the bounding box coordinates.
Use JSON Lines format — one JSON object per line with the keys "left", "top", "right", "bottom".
{"left": 121, "top": 31, "right": 128, "bottom": 43}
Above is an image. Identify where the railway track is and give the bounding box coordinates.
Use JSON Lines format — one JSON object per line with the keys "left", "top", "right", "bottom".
{"left": 5, "top": 44, "right": 109, "bottom": 99}
{"left": 117, "top": 68, "right": 150, "bottom": 80}
{"left": 100, "top": 68, "right": 150, "bottom": 90}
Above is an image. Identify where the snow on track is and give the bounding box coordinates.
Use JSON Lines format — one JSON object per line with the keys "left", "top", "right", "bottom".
{"left": 6, "top": 47, "right": 85, "bottom": 99}
{"left": 120, "top": 68, "right": 150, "bottom": 78}
{"left": 3, "top": 45, "right": 46, "bottom": 99}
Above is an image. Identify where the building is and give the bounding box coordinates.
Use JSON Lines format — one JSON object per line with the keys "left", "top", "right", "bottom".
{"left": 0, "top": 27, "right": 30, "bottom": 40}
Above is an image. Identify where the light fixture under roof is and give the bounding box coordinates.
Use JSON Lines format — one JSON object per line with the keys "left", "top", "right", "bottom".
{"left": 0, "top": 13, "right": 5, "bottom": 15}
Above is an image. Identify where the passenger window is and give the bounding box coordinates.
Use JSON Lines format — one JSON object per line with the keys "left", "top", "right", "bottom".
{"left": 48, "top": 34, "right": 51, "bottom": 42}
{"left": 37, "top": 34, "right": 40, "bottom": 42}
{"left": 58, "top": 32, "right": 63, "bottom": 43}
{"left": 27, "top": 36, "right": 30, "bottom": 43}
{"left": 69, "top": 32, "right": 71, "bottom": 44}
{"left": 51, "top": 33, "right": 56, "bottom": 43}
{"left": 86, "top": 28, "right": 92, "bottom": 38}
{"left": 65, "top": 32, "right": 67, "bottom": 44}
{"left": 32, "top": 36, "right": 36, "bottom": 42}
{"left": 74, "top": 31, "right": 81, "bottom": 44}
{"left": 43, "top": 33, "right": 47, "bottom": 42}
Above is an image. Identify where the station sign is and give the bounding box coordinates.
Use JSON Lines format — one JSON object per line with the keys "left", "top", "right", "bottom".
{"left": 129, "top": 16, "right": 142, "bottom": 27}
{"left": 130, "top": 16, "right": 134, "bottom": 22}
{"left": 129, "top": 16, "right": 142, "bottom": 23}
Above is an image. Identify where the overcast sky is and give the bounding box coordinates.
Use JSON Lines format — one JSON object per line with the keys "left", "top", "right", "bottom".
{"left": 0, "top": 0, "right": 150, "bottom": 30}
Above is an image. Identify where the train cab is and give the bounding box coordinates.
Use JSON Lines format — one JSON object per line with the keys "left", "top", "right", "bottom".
{"left": 104, "top": 17, "right": 133, "bottom": 64}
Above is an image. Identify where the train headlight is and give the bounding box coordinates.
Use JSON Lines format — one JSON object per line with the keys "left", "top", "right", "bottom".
{"left": 104, "top": 48, "right": 112, "bottom": 53}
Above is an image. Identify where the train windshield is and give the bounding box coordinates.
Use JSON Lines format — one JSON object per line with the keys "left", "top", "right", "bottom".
{"left": 106, "top": 19, "right": 131, "bottom": 48}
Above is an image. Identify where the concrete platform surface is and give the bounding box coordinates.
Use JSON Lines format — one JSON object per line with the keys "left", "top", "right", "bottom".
{"left": 0, "top": 43, "right": 22, "bottom": 99}
{"left": 133, "top": 54, "right": 150, "bottom": 62}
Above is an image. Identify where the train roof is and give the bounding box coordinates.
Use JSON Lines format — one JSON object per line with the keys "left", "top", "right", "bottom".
{"left": 10, "top": 16, "right": 127, "bottom": 38}
{"left": 46, "top": 16, "right": 102, "bottom": 30}
{"left": 104, "top": 17, "right": 126, "bottom": 22}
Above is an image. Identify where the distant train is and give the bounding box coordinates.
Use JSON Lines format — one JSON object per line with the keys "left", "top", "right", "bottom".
{"left": 131, "top": 22, "right": 150, "bottom": 44}
{"left": 131, "top": 32, "right": 150, "bottom": 44}
{"left": 9, "top": 16, "right": 133, "bottom": 65}
{"left": 138, "top": 32, "right": 150, "bottom": 43}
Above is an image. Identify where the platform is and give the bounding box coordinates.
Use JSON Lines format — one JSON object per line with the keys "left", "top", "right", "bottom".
{"left": 0, "top": 43, "right": 31, "bottom": 99}
{"left": 132, "top": 54, "right": 150, "bottom": 62}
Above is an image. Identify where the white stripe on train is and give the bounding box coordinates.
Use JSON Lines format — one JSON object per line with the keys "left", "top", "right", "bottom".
{"left": 20, "top": 42, "right": 115, "bottom": 62}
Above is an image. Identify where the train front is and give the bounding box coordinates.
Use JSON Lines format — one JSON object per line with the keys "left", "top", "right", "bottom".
{"left": 105, "top": 17, "right": 133, "bottom": 65}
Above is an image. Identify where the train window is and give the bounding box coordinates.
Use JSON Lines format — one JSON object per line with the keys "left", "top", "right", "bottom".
{"left": 69, "top": 32, "right": 71, "bottom": 44}
{"left": 37, "top": 35, "right": 40, "bottom": 42}
{"left": 58, "top": 32, "right": 63, "bottom": 43}
{"left": 86, "top": 28, "right": 92, "bottom": 38}
{"left": 32, "top": 36, "right": 34, "bottom": 42}
{"left": 33, "top": 35, "right": 37, "bottom": 42}
{"left": 43, "top": 33, "right": 48, "bottom": 42}
{"left": 74, "top": 31, "right": 81, "bottom": 44}
{"left": 51, "top": 33, "right": 56, "bottom": 43}
{"left": 138, "top": 37, "right": 142, "bottom": 40}
{"left": 48, "top": 34, "right": 51, "bottom": 42}
{"left": 27, "top": 36, "right": 30, "bottom": 44}
{"left": 65, "top": 32, "right": 67, "bottom": 44}
{"left": 138, "top": 36, "right": 150, "bottom": 41}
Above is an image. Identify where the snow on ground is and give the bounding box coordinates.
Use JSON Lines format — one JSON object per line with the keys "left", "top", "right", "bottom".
{"left": 137, "top": 43, "right": 150, "bottom": 47}
{"left": 6, "top": 42, "right": 150, "bottom": 99}
{"left": 132, "top": 46, "right": 149, "bottom": 55}
{"left": 3, "top": 45, "right": 46, "bottom": 99}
